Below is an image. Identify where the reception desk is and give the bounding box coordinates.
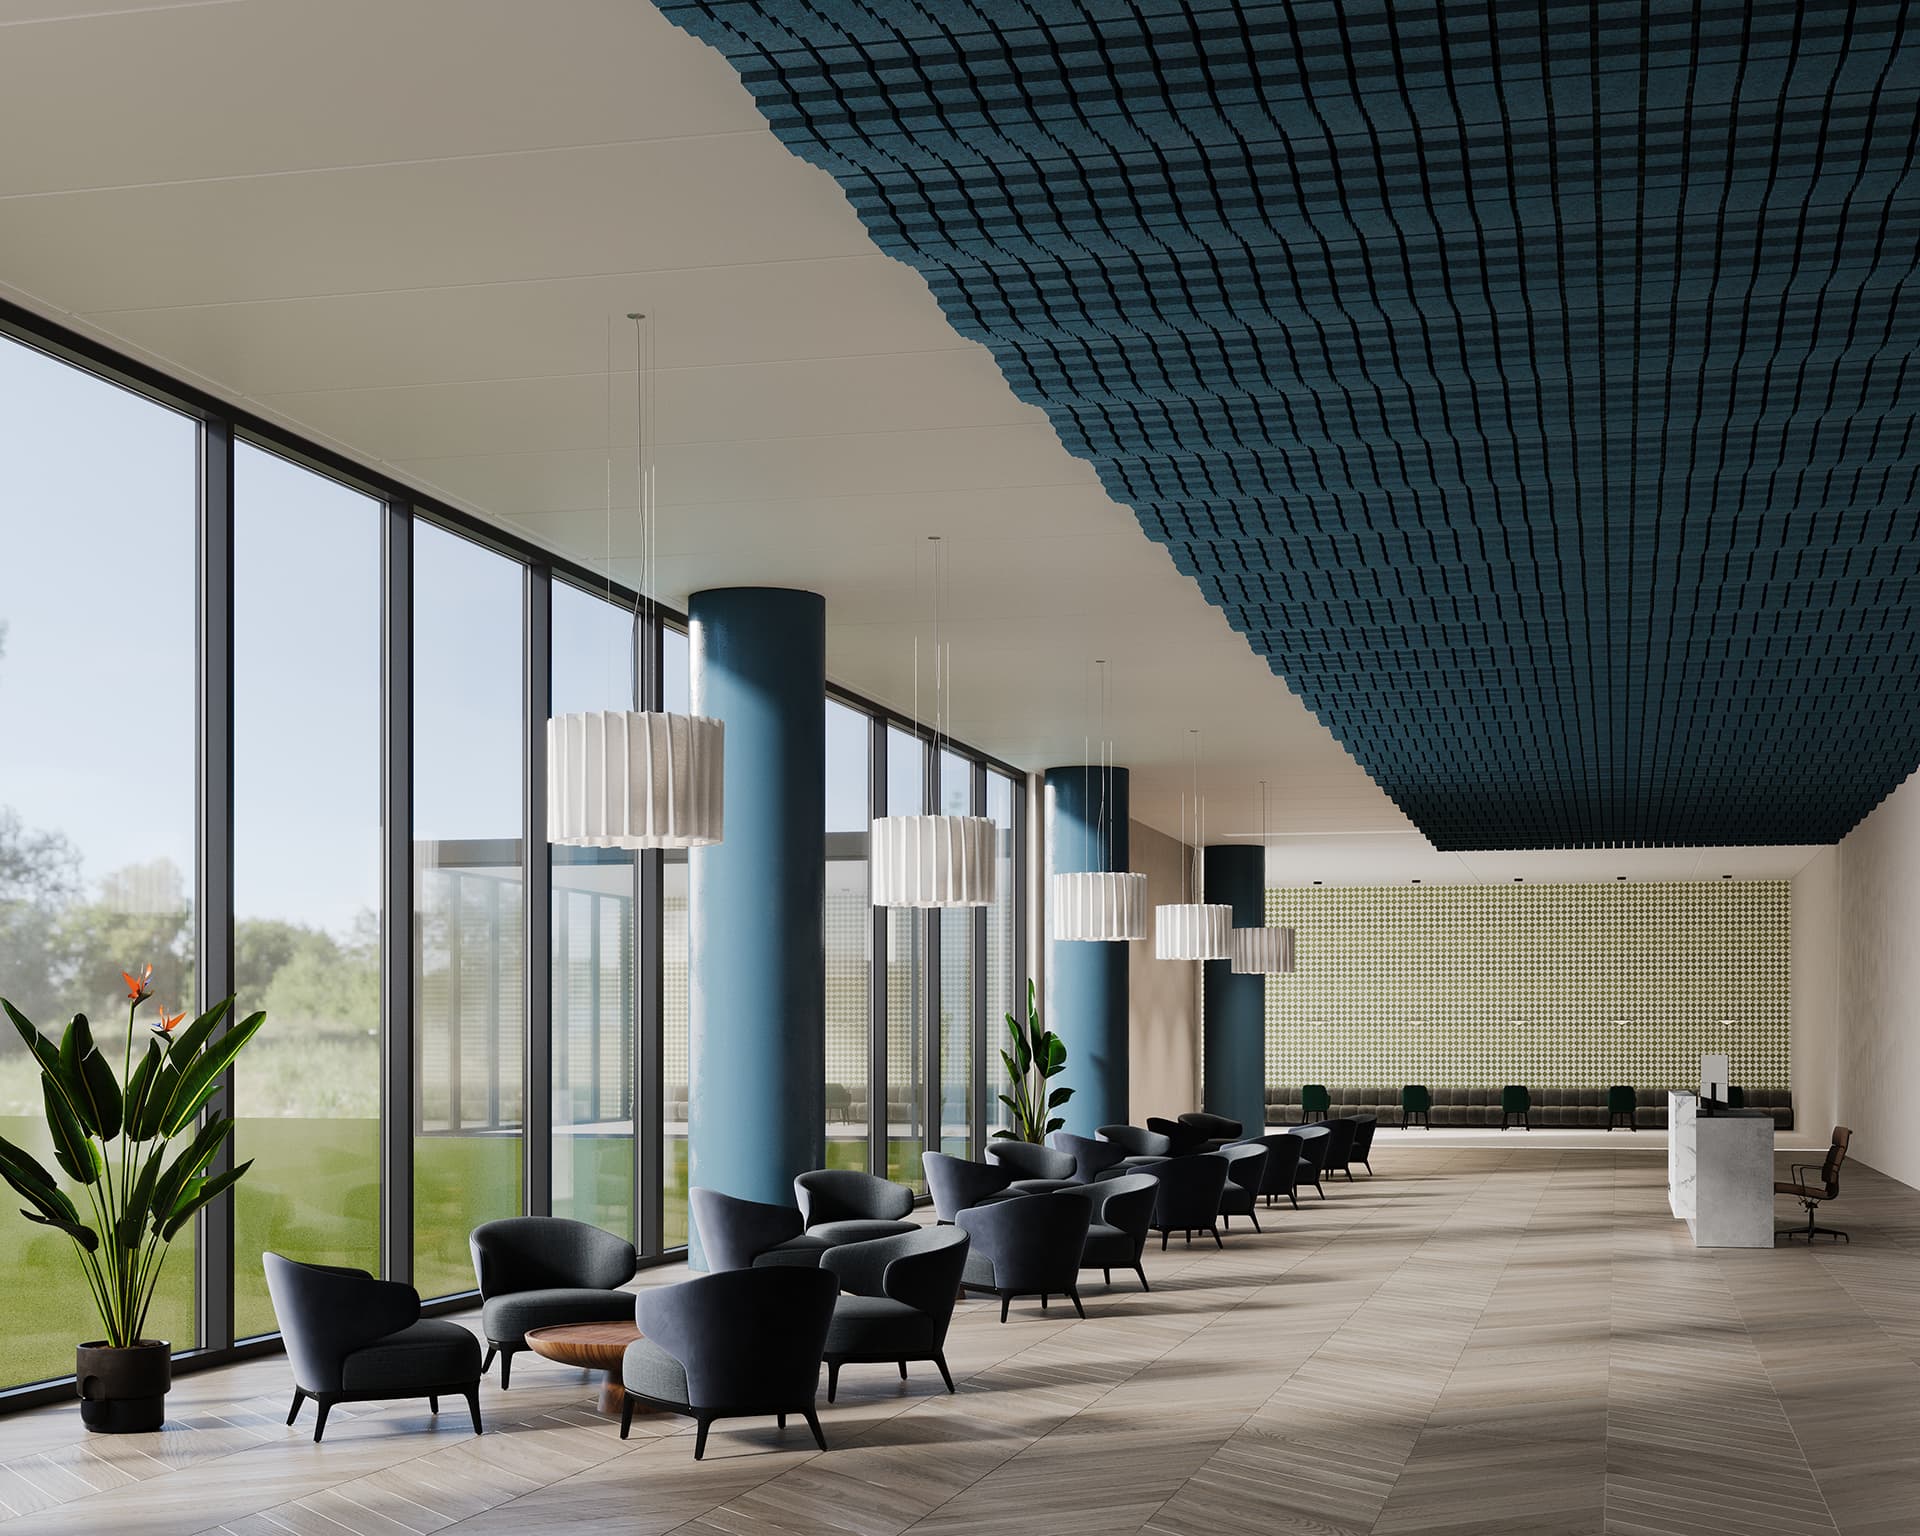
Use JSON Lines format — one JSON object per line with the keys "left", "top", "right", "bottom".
{"left": 1668, "top": 1092, "right": 1775, "bottom": 1247}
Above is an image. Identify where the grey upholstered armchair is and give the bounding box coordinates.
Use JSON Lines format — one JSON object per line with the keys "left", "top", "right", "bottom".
{"left": 1178, "top": 1111, "right": 1245, "bottom": 1149}
{"left": 793, "top": 1169, "right": 918, "bottom": 1244}
{"left": 957, "top": 1189, "right": 1092, "bottom": 1321}
{"left": 621, "top": 1266, "right": 840, "bottom": 1456}
{"left": 1096, "top": 1123, "right": 1177, "bottom": 1165}
{"left": 1048, "top": 1131, "right": 1132, "bottom": 1181}
{"left": 1246, "top": 1131, "right": 1310, "bottom": 1207}
{"left": 1212, "top": 1142, "right": 1269, "bottom": 1232}
{"left": 922, "top": 1151, "right": 1019, "bottom": 1223}
{"left": 985, "top": 1139, "right": 1079, "bottom": 1191}
{"left": 689, "top": 1187, "right": 832, "bottom": 1270}
{"left": 1064, "top": 1172, "right": 1158, "bottom": 1291}
{"left": 469, "top": 1216, "right": 636, "bottom": 1387}
{"left": 821, "top": 1227, "right": 971, "bottom": 1400}
{"left": 1148, "top": 1153, "right": 1231, "bottom": 1249}
{"left": 1289, "top": 1122, "right": 1332, "bottom": 1197}
{"left": 263, "top": 1253, "right": 482, "bottom": 1442}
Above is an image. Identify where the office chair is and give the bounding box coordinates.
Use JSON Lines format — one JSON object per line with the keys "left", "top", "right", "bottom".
{"left": 1776, "top": 1126, "right": 1852, "bottom": 1243}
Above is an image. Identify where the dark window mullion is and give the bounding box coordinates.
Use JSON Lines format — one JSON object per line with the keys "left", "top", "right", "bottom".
{"left": 380, "top": 502, "right": 415, "bottom": 1286}
{"left": 637, "top": 611, "right": 664, "bottom": 1255}
{"left": 524, "top": 568, "right": 552, "bottom": 1217}
{"left": 867, "top": 716, "right": 888, "bottom": 1179}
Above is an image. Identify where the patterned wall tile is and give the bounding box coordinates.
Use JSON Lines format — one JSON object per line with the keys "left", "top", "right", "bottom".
{"left": 1263, "top": 882, "right": 1788, "bottom": 1091}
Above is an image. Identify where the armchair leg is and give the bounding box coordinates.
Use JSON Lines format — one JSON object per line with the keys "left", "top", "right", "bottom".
{"left": 934, "top": 1352, "right": 955, "bottom": 1393}
{"left": 803, "top": 1408, "right": 828, "bottom": 1452}
{"left": 1103, "top": 1267, "right": 1111, "bottom": 1284}
{"left": 1068, "top": 1289, "right": 1085, "bottom": 1320}
{"left": 1289, "top": 1191, "right": 1298, "bottom": 1208}
{"left": 429, "top": 1395, "right": 439, "bottom": 1413}
{"left": 481, "top": 1343, "right": 496, "bottom": 1379}
{"left": 1249, "top": 1209, "right": 1262, "bottom": 1233}
{"left": 499, "top": 1347, "right": 513, "bottom": 1390}
{"left": 286, "top": 1388, "right": 305, "bottom": 1426}
{"left": 898, "top": 1359, "right": 908, "bottom": 1380}
{"left": 620, "top": 1396, "right": 636, "bottom": 1439}
{"left": 1000, "top": 1294, "right": 1011, "bottom": 1323}
{"left": 313, "top": 1398, "right": 333, "bottom": 1443}
{"left": 693, "top": 1415, "right": 712, "bottom": 1461}
{"left": 827, "top": 1361, "right": 841, "bottom": 1402}
{"left": 464, "top": 1385, "right": 482, "bottom": 1435}
{"left": 777, "top": 1412, "right": 787, "bottom": 1428}
{"left": 1160, "top": 1231, "right": 1169, "bottom": 1251}
{"left": 1211, "top": 1225, "right": 1223, "bottom": 1250}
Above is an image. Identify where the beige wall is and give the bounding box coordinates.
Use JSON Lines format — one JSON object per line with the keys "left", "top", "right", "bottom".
{"left": 1789, "top": 846, "right": 1841, "bottom": 1144}
{"left": 1834, "top": 771, "right": 1920, "bottom": 1187}
{"left": 1128, "top": 818, "right": 1199, "bottom": 1120}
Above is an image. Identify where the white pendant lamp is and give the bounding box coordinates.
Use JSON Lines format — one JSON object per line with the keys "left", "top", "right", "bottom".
{"left": 1053, "top": 660, "right": 1147, "bottom": 941}
{"left": 1232, "top": 923, "right": 1296, "bottom": 975}
{"left": 1155, "top": 731, "right": 1232, "bottom": 960}
{"left": 1052, "top": 870, "right": 1148, "bottom": 941}
{"left": 549, "top": 313, "right": 724, "bottom": 850}
{"left": 871, "top": 537, "right": 994, "bottom": 907}
{"left": 1231, "top": 780, "right": 1294, "bottom": 973}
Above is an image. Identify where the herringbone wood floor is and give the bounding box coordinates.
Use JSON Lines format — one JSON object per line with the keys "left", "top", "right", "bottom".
{"left": 3, "top": 1145, "right": 1918, "bottom": 1536}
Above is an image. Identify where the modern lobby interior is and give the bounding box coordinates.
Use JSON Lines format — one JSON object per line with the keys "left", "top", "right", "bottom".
{"left": 1, "top": 3, "right": 1919, "bottom": 1534}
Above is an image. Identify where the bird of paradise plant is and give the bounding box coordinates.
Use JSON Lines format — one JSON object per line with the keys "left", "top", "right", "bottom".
{"left": 993, "top": 978, "right": 1072, "bottom": 1143}
{"left": 0, "top": 965, "right": 265, "bottom": 1349}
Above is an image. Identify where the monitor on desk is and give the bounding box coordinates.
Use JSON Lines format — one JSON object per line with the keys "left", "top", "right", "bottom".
{"left": 1700, "top": 1052, "right": 1730, "bottom": 1109}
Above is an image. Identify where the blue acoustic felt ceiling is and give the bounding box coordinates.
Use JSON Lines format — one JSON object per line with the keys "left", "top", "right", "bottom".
{"left": 657, "top": 0, "right": 1920, "bottom": 849}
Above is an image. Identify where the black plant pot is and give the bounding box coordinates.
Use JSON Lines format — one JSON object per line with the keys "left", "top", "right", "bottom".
{"left": 75, "top": 1340, "right": 171, "bottom": 1432}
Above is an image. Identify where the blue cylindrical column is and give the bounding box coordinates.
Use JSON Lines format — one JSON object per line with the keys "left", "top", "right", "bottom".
{"left": 1203, "top": 844, "right": 1266, "bottom": 1134}
{"left": 1044, "top": 766, "right": 1129, "bottom": 1135}
{"left": 687, "top": 588, "right": 825, "bottom": 1268}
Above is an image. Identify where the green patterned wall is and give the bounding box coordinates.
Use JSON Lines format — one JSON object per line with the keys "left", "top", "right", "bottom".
{"left": 1262, "top": 882, "right": 1790, "bottom": 1091}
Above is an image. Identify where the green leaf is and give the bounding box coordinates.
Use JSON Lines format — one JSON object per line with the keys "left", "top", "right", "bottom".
{"left": 118, "top": 1147, "right": 167, "bottom": 1248}
{"left": 123, "top": 1041, "right": 163, "bottom": 1142}
{"left": 159, "top": 997, "right": 232, "bottom": 1074}
{"left": 72, "top": 1042, "right": 123, "bottom": 1142}
{"left": 0, "top": 1133, "right": 64, "bottom": 1207}
{"left": 152, "top": 1116, "right": 234, "bottom": 1226}
{"left": 4, "top": 997, "right": 75, "bottom": 1097}
{"left": 132, "top": 1055, "right": 181, "bottom": 1141}
{"left": 1043, "top": 1034, "right": 1069, "bottom": 1074}
{"left": 58, "top": 1013, "right": 92, "bottom": 1085}
{"left": 161, "top": 1010, "right": 265, "bottom": 1137}
{"left": 1043, "top": 1116, "right": 1066, "bottom": 1135}
{"left": 160, "top": 1159, "right": 252, "bottom": 1240}
{"left": 22, "top": 1209, "right": 99, "bottom": 1253}
{"left": 1047, "top": 1085, "right": 1074, "bottom": 1108}
{"left": 1005, "top": 1016, "right": 1031, "bottom": 1075}
{"left": 42, "top": 1079, "right": 101, "bottom": 1185}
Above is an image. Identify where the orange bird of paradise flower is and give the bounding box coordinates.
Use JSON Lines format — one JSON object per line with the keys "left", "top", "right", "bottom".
{"left": 152, "top": 1007, "right": 187, "bottom": 1040}
{"left": 122, "top": 964, "right": 154, "bottom": 1005}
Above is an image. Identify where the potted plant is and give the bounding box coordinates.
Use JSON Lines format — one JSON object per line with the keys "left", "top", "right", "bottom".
{"left": 993, "top": 978, "right": 1071, "bottom": 1143}
{"left": 0, "top": 965, "right": 265, "bottom": 1431}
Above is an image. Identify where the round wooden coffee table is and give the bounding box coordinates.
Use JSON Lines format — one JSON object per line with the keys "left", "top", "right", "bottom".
{"left": 523, "top": 1322, "right": 641, "bottom": 1415}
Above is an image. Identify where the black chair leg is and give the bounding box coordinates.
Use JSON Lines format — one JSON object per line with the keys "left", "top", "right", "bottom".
{"left": 934, "top": 1352, "right": 955, "bottom": 1393}
{"left": 693, "top": 1415, "right": 712, "bottom": 1460}
{"left": 1000, "top": 1294, "right": 1011, "bottom": 1323}
{"left": 803, "top": 1408, "right": 828, "bottom": 1452}
{"left": 429, "top": 1395, "right": 439, "bottom": 1413}
{"left": 1160, "top": 1231, "right": 1169, "bottom": 1251}
{"left": 1103, "top": 1267, "right": 1112, "bottom": 1284}
{"left": 1289, "top": 1191, "right": 1298, "bottom": 1208}
{"left": 1133, "top": 1263, "right": 1149, "bottom": 1292}
{"left": 827, "top": 1361, "right": 840, "bottom": 1402}
{"left": 1068, "top": 1289, "right": 1085, "bottom": 1319}
{"left": 1249, "top": 1209, "right": 1262, "bottom": 1233}
{"left": 313, "top": 1398, "right": 333, "bottom": 1443}
{"left": 1211, "top": 1225, "right": 1223, "bottom": 1249}
{"left": 620, "top": 1396, "right": 636, "bottom": 1439}
{"left": 464, "top": 1384, "right": 482, "bottom": 1434}
{"left": 481, "top": 1343, "right": 496, "bottom": 1379}
{"left": 286, "top": 1388, "right": 305, "bottom": 1426}
{"left": 499, "top": 1347, "right": 513, "bottom": 1390}
{"left": 898, "top": 1359, "right": 908, "bottom": 1380}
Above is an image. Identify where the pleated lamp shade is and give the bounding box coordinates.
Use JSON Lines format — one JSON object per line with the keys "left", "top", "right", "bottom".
{"left": 1050, "top": 870, "right": 1147, "bottom": 941}
{"left": 1231, "top": 925, "right": 1296, "bottom": 975}
{"left": 547, "top": 710, "right": 724, "bottom": 849}
{"left": 870, "top": 814, "right": 997, "bottom": 907}
{"left": 1154, "top": 902, "right": 1232, "bottom": 960}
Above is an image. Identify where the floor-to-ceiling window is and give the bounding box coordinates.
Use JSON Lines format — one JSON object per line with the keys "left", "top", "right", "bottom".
{"left": 824, "top": 701, "right": 871, "bottom": 1174}
{"left": 938, "top": 750, "right": 975, "bottom": 1158}
{"left": 985, "top": 769, "right": 1018, "bottom": 1136}
{"left": 232, "top": 442, "right": 382, "bottom": 1338}
{"left": 550, "top": 582, "right": 637, "bottom": 1242}
{"left": 0, "top": 334, "right": 200, "bottom": 1389}
{"left": 412, "top": 523, "right": 526, "bottom": 1300}
{"left": 660, "top": 625, "right": 691, "bottom": 1249}
{"left": 885, "top": 726, "right": 928, "bottom": 1190}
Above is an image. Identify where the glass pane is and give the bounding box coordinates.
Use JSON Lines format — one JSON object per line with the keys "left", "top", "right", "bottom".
{"left": 233, "top": 443, "right": 382, "bottom": 1339}
{"left": 662, "top": 853, "right": 689, "bottom": 1248}
{"left": 824, "top": 701, "right": 870, "bottom": 1173}
{"left": 413, "top": 523, "right": 525, "bottom": 1299}
{"left": 885, "top": 727, "right": 926, "bottom": 1191}
{"left": 986, "top": 772, "right": 1017, "bottom": 1136}
{"left": 551, "top": 583, "right": 636, "bottom": 1242}
{"left": 661, "top": 624, "right": 691, "bottom": 1248}
{"left": 939, "top": 751, "right": 974, "bottom": 1158}
{"left": 0, "top": 336, "right": 199, "bottom": 1387}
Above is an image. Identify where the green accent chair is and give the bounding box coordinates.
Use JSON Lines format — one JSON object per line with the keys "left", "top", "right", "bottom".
{"left": 1500, "top": 1085, "right": 1531, "bottom": 1130}
{"left": 1301, "top": 1085, "right": 1331, "bottom": 1123}
{"left": 1401, "top": 1085, "right": 1432, "bottom": 1129}
{"left": 1607, "top": 1086, "right": 1637, "bottom": 1131}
